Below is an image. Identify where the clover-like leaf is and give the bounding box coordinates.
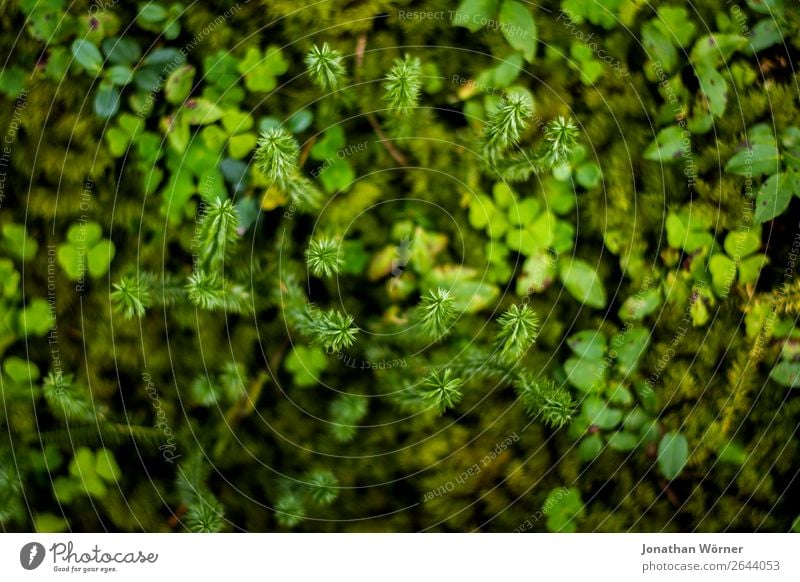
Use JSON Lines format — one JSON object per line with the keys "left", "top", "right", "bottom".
{"left": 71, "top": 39, "right": 103, "bottom": 74}
{"left": 238, "top": 45, "right": 288, "bottom": 93}
{"left": 564, "top": 357, "right": 605, "bottom": 392}
{"left": 453, "top": 0, "right": 498, "bottom": 32}
{"left": 709, "top": 253, "right": 736, "bottom": 297}
{"left": 754, "top": 172, "right": 798, "bottom": 223}
{"left": 657, "top": 431, "right": 689, "bottom": 480}
{"left": 543, "top": 487, "right": 584, "bottom": 532}
{"left": 498, "top": 0, "right": 537, "bottom": 63}
{"left": 770, "top": 361, "right": 800, "bottom": 388}
{"left": 567, "top": 330, "right": 606, "bottom": 361}
{"left": 559, "top": 258, "right": 606, "bottom": 308}
{"left": 582, "top": 396, "right": 623, "bottom": 430}
{"left": 644, "top": 125, "right": 687, "bottom": 163}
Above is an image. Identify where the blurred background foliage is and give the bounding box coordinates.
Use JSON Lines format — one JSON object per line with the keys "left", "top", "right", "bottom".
{"left": 1, "top": 0, "right": 799, "bottom": 532}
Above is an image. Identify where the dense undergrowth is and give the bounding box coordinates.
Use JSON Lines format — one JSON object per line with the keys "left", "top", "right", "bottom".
{"left": 1, "top": 0, "right": 799, "bottom": 532}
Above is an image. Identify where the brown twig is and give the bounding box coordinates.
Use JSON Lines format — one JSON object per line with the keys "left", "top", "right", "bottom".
{"left": 354, "top": 33, "right": 367, "bottom": 81}
{"left": 659, "top": 479, "right": 681, "bottom": 508}
{"left": 354, "top": 32, "right": 409, "bottom": 167}
{"left": 299, "top": 135, "right": 316, "bottom": 166}
{"left": 212, "top": 340, "right": 289, "bottom": 459}
{"left": 366, "top": 113, "right": 409, "bottom": 166}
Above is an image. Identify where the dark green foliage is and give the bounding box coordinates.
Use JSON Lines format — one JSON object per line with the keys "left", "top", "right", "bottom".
{"left": 420, "top": 368, "right": 464, "bottom": 414}
{"left": 305, "top": 43, "right": 346, "bottom": 91}
{"left": 383, "top": 55, "right": 422, "bottom": 112}
{"left": 418, "top": 288, "right": 457, "bottom": 341}
{"left": 1, "top": 0, "right": 798, "bottom": 535}
{"left": 514, "top": 374, "right": 576, "bottom": 429}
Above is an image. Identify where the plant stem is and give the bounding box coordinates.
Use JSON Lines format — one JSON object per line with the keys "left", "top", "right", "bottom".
{"left": 355, "top": 32, "right": 409, "bottom": 166}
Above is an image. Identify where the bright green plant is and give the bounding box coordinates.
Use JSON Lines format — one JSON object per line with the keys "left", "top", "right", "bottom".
{"left": 2, "top": 0, "right": 799, "bottom": 536}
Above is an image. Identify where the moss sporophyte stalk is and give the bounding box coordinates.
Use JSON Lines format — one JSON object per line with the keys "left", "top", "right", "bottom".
{"left": 1, "top": 0, "right": 799, "bottom": 534}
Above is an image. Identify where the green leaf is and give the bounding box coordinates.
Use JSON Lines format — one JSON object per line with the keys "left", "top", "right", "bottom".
{"left": 746, "top": 0, "right": 785, "bottom": 16}
{"left": 87, "top": 239, "right": 115, "bottom": 278}
{"left": 770, "top": 361, "right": 800, "bottom": 388}
{"left": 665, "top": 211, "right": 713, "bottom": 252}
{"left": 53, "top": 477, "right": 78, "bottom": 504}
{"left": 285, "top": 345, "right": 328, "bottom": 388}
{"left": 319, "top": 160, "right": 355, "bottom": 194}
{"left": 83, "top": 475, "right": 108, "bottom": 498}
{"left": 695, "top": 64, "right": 728, "bottom": 118}
{"left": 552, "top": 221, "right": 575, "bottom": 253}
{"left": 724, "top": 229, "right": 760, "bottom": 258}
{"left": 165, "top": 64, "right": 195, "bottom": 104}
{"left": 35, "top": 513, "right": 69, "bottom": 533}
{"left": 0, "top": 67, "right": 27, "bottom": 98}
{"left": 725, "top": 144, "right": 780, "bottom": 176}
{"left": 166, "top": 115, "right": 190, "bottom": 153}
{"left": 102, "top": 37, "right": 141, "bottom": 66}
{"left": 222, "top": 110, "right": 254, "bottom": 135}
{"left": 709, "top": 253, "right": 736, "bottom": 297}
{"left": 4, "top": 356, "right": 40, "bottom": 383}
{"left": 138, "top": 3, "right": 167, "bottom": 23}
{"left": 749, "top": 123, "right": 778, "bottom": 147}
{"left": 738, "top": 254, "right": 768, "bottom": 285}
{"left": 755, "top": 173, "right": 795, "bottom": 223}
{"left": 311, "top": 126, "right": 346, "bottom": 160}
{"left": 448, "top": 280, "right": 499, "bottom": 313}
{"left": 516, "top": 251, "right": 557, "bottom": 294}
{"left": 498, "top": 0, "right": 537, "bottom": 63}
{"left": 690, "top": 34, "right": 747, "bottom": 68}
{"left": 578, "top": 433, "right": 603, "bottom": 461}
{"left": 657, "top": 432, "right": 689, "bottom": 480}
{"left": 618, "top": 288, "right": 661, "bottom": 322}
{"left": 642, "top": 21, "right": 677, "bottom": 73}
{"left": 106, "top": 65, "right": 134, "bottom": 86}
{"left": 623, "top": 408, "right": 649, "bottom": 432}
{"left": 57, "top": 245, "right": 81, "bottom": 279}
{"left": 612, "top": 327, "right": 651, "bottom": 375}
{"left": 183, "top": 99, "right": 224, "bottom": 125}
{"left": 543, "top": 487, "right": 584, "bottom": 532}
{"left": 69, "top": 447, "right": 96, "bottom": 479}
{"left": 287, "top": 109, "right": 313, "bottom": 133}
{"left": 653, "top": 7, "right": 696, "bottom": 48}
{"left": 749, "top": 19, "right": 783, "bottom": 52}
{"left": 18, "top": 298, "right": 52, "bottom": 337}
{"left": 1, "top": 223, "right": 38, "bottom": 261}
{"left": 238, "top": 45, "right": 288, "bottom": 93}
{"left": 94, "top": 85, "right": 121, "bottom": 118}
{"left": 507, "top": 198, "right": 539, "bottom": 225}
{"left": 607, "top": 431, "right": 639, "bottom": 452}
{"left": 477, "top": 53, "right": 523, "bottom": 88}
{"left": 505, "top": 227, "right": 535, "bottom": 253}
{"left": 644, "top": 126, "right": 687, "bottom": 163}
{"left": 95, "top": 449, "right": 121, "bottom": 482}
{"left": 228, "top": 133, "right": 257, "bottom": 159}
{"left": 560, "top": 0, "right": 621, "bottom": 29}
{"left": 492, "top": 182, "right": 516, "bottom": 209}
{"left": 717, "top": 440, "right": 747, "bottom": 465}
{"left": 559, "top": 258, "right": 607, "bottom": 308}
{"left": 582, "top": 396, "right": 623, "bottom": 429}
{"left": 71, "top": 39, "right": 103, "bottom": 74}
{"left": 453, "top": 0, "right": 498, "bottom": 32}
{"left": 567, "top": 330, "right": 606, "bottom": 360}
{"left": 607, "top": 383, "right": 633, "bottom": 406}
{"left": 575, "top": 162, "right": 602, "bottom": 189}
{"left": 67, "top": 222, "right": 102, "bottom": 245}
{"left": 564, "top": 357, "right": 605, "bottom": 392}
